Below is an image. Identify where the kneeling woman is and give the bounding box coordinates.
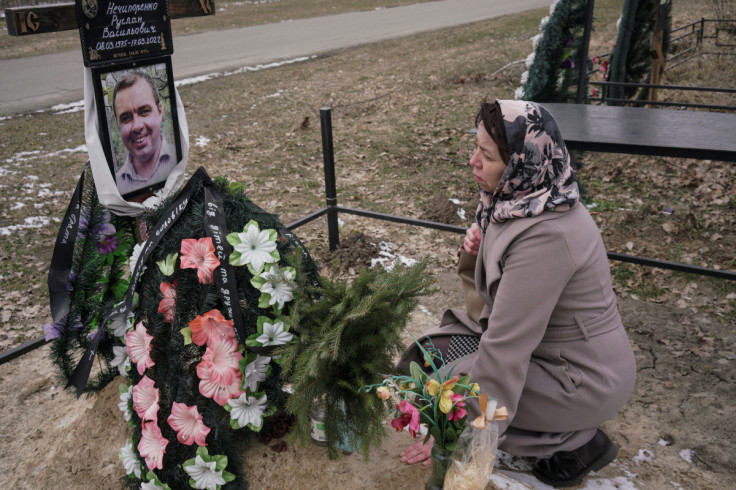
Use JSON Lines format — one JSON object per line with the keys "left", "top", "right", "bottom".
{"left": 399, "top": 100, "right": 636, "bottom": 487}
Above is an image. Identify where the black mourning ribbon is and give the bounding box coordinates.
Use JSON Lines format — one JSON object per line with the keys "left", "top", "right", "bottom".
{"left": 65, "top": 167, "right": 273, "bottom": 396}
{"left": 47, "top": 165, "right": 86, "bottom": 325}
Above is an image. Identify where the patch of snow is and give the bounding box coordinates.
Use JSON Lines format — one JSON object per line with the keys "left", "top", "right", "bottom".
{"left": 195, "top": 136, "right": 211, "bottom": 148}
{"left": 10, "top": 202, "right": 25, "bottom": 211}
{"left": 581, "top": 476, "right": 638, "bottom": 489}
{"left": 457, "top": 207, "right": 466, "bottom": 220}
{"left": 678, "top": 448, "right": 693, "bottom": 463}
{"left": 266, "top": 89, "right": 285, "bottom": 98}
{"left": 449, "top": 198, "right": 460, "bottom": 205}
{"left": 51, "top": 101, "right": 84, "bottom": 114}
{"left": 6, "top": 150, "right": 41, "bottom": 163}
{"left": 370, "top": 241, "right": 417, "bottom": 271}
{"left": 658, "top": 439, "right": 670, "bottom": 446}
{"left": 175, "top": 56, "right": 314, "bottom": 89}
{"left": 176, "top": 74, "right": 217, "bottom": 87}
{"left": 0, "top": 167, "right": 16, "bottom": 177}
{"left": 0, "top": 216, "right": 52, "bottom": 236}
{"left": 224, "top": 56, "right": 313, "bottom": 77}
{"left": 4, "top": 146, "right": 86, "bottom": 165}
{"left": 416, "top": 305, "right": 432, "bottom": 316}
{"left": 632, "top": 448, "right": 654, "bottom": 465}
{"left": 494, "top": 470, "right": 554, "bottom": 489}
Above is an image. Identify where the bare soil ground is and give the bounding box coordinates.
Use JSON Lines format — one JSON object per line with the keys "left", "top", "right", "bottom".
{"left": 1, "top": 0, "right": 735, "bottom": 489}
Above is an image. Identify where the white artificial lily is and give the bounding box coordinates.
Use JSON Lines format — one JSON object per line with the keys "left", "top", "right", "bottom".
{"left": 228, "top": 393, "right": 267, "bottom": 430}
{"left": 129, "top": 240, "right": 147, "bottom": 276}
{"left": 110, "top": 311, "right": 135, "bottom": 338}
{"left": 118, "top": 385, "right": 133, "bottom": 422}
{"left": 261, "top": 266, "right": 294, "bottom": 309}
{"left": 120, "top": 440, "right": 142, "bottom": 478}
{"left": 255, "top": 320, "right": 292, "bottom": 346}
{"left": 184, "top": 455, "right": 227, "bottom": 490}
{"left": 111, "top": 345, "right": 130, "bottom": 377}
{"left": 242, "top": 355, "right": 271, "bottom": 392}
{"left": 230, "top": 222, "right": 277, "bottom": 272}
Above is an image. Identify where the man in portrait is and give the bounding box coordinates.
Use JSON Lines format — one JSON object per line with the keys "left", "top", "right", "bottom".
{"left": 112, "top": 70, "right": 177, "bottom": 196}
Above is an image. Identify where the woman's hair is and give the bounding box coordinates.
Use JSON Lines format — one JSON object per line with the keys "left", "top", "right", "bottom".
{"left": 474, "top": 100, "right": 510, "bottom": 165}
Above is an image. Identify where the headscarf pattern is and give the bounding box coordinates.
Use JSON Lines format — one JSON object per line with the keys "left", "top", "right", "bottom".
{"left": 476, "top": 100, "right": 579, "bottom": 234}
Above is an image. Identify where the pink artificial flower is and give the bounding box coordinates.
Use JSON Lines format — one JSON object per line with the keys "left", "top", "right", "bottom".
{"left": 390, "top": 400, "right": 421, "bottom": 437}
{"left": 601, "top": 59, "right": 609, "bottom": 76}
{"left": 197, "top": 360, "right": 243, "bottom": 406}
{"left": 180, "top": 238, "right": 220, "bottom": 284}
{"left": 591, "top": 87, "right": 600, "bottom": 98}
{"left": 158, "top": 281, "right": 177, "bottom": 323}
{"left": 138, "top": 421, "right": 169, "bottom": 471}
{"left": 133, "top": 375, "right": 160, "bottom": 422}
{"left": 126, "top": 321, "right": 155, "bottom": 375}
{"left": 200, "top": 337, "right": 243, "bottom": 385}
{"left": 591, "top": 55, "right": 601, "bottom": 65}
{"left": 447, "top": 393, "right": 468, "bottom": 422}
{"left": 167, "top": 402, "right": 210, "bottom": 446}
{"left": 188, "top": 309, "right": 235, "bottom": 347}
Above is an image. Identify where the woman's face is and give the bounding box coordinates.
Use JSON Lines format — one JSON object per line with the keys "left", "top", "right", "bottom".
{"left": 469, "top": 124, "right": 507, "bottom": 193}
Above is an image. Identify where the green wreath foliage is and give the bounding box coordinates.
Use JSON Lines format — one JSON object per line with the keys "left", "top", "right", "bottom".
{"left": 520, "top": 0, "right": 588, "bottom": 103}
{"left": 608, "top": 0, "right": 670, "bottom": 103}
{"left": 48, "top": 170, "right": 435, "bottom": 488}
{"left": 279, "top": 258, "right": 436, "bottom": 459}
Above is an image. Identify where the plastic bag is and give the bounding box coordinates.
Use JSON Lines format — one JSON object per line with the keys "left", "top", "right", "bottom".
{"left": 444, "top": 422, "right": 499, "bottom": 490}
{"left": 445, "top": 395, "right": 506, "bottom": 490}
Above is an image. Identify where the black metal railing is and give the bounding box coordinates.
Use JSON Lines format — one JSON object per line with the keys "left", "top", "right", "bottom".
{"left": 289, "top": 108, "right": 736, "bottom": 288}
{"left": 2, "top": 105, "right": 734, "bottom": 367}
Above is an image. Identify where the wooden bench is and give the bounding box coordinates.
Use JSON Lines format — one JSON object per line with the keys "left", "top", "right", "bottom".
{"left": 542, "top": 103, "right": 736, "bottom": 162}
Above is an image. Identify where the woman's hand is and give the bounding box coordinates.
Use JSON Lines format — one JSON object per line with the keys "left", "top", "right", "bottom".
{"left": 462, "top": 223, "right": 482, "bottom": 256}
{"left": 400, "top": 436, "right": 434, "bottom": 465}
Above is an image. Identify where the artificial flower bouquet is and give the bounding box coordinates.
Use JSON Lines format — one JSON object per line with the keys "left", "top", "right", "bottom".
{"left": 366, "top": 340, "right": 507, "bottom": 489}
{"left": 367, "top": 340, "right": 478, "bottom": 451}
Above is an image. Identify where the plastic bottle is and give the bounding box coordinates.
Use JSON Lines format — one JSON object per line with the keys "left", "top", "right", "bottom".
{"left": 310, "top": 404, "right": 327, "bottom": 446}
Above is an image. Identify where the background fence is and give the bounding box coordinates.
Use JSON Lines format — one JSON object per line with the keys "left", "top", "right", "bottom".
{"left": 588, "top": 17, "right": 736, "bottom": 110}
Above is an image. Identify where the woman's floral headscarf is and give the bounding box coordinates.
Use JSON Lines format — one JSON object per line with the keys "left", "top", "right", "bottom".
{"left": 475, "top": 100, "right": 579, "bottom": 234}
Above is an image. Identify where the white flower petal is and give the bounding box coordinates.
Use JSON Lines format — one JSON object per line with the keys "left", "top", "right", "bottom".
{"left": 243, "top": 355, "right": 271, "bottom": 392}
{"left": 233, "top": 225, "right": 277, "bottom": 272}
{"left": 229, "top": 393, "right": 268, "bottom": 429}
{"left": 140, "top": 480, "right": 165, "bottom": 490}
{"left": 120, "top": 440, "right": 142, "bottom": 479}
{"left": 255, "top": 321, "right": 293, "bottom": 346}
{"left": 118, "top": 386, "right": 133, "bottom": 421}
{"left": 111, "top": 345, "right": 130, "bottom": 377}
{"left": 185, "top": 455, "right": 227, "bottom": 490}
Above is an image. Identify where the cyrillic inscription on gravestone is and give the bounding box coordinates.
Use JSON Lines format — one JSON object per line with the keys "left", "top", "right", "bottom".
{"left": 75, "top": 0, "right": 173, "bottom": 68}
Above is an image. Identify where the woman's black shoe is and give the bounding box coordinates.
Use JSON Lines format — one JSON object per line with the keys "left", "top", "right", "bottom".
{"left": 532, "top": 429, "right": 619, "bottom": 487}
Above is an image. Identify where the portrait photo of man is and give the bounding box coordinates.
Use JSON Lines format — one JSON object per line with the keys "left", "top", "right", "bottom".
{"left": 100, "top": 63, "right": 180, "bottom": 197}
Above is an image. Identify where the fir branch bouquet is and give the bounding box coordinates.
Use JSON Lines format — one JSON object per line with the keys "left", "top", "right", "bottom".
{"left": 277, "top": 259, "right": 437, "bottom": 459}
{"left": 365, "top": 341, "right": 480, "bottom": 451}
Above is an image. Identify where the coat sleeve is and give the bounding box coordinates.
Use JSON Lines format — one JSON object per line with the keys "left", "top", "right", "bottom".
{"left": 469, "top": 221, "right": 575, "bottom": 437}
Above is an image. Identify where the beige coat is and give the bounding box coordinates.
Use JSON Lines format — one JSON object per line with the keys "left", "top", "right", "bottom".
{"left": 401, "top": 203, "right": 636, "bottom": 456}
